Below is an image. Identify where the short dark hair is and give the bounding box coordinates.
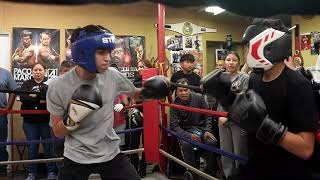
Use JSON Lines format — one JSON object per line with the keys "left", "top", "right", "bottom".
{"left": 21, "top": 30, "right": 32, "bottom": 39}
{"left": 176, "top": 78, "right": 189, "bottom": 85}
{"left": 32, "top": 62, "right": 46, "bottom": 70}
{"left": 60, "top": 60, "right": 75, "bottom": 69}
{"left": 252, "top": 18, "right": 288, "bottom": 32}
{"left": 138, "top": 59, "right": 153, "bottom": 68}
{"left": 70, "top": 25, "right": 112, "bottom": 44}
{"left": 180, "top": 54, "right": 195, "bottom": 63}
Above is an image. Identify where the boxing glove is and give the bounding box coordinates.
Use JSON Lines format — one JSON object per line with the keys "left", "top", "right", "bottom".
{"left": 297, "top": 67, "right": 320, "bottom": 90}
{"left": 201, "top": 69, "right": 235, "bottom": 107}
{"left": 130, "top": 108, "right": 143, "bottom": 127}
{"left": 228, "top": 90, "right": 287, "bottom": 145}
{"left": 140, "top": 75, "right": 170, "bottom": 100}
{"left": 63, "top": 84, "right": 103, "bottom": 131}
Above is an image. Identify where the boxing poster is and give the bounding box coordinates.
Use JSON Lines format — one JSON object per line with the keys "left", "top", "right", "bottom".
{"left": 166, "top": 35, "right": 203, "bottom": 76}
{"left": 111, "top": 36, "right": 145, "bottom": 80}
{"left": 216, "top": 49, "right": 228, "bottom": 62}
{"left": 183, "top": 36, "right": 193, "bottom": 50}
{"left": 12, "top": 27, "right": 60, "bottom": 88}
{"left": 301, "top": 34, "right": 311, "bottom": 51}
{"left": 165, "top": 35, "right": 183, "bottom": 51}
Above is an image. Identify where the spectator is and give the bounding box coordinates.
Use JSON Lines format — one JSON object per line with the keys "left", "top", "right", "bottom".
{"left": 170, "top": 54, "right": 201, "bottom": 94}
{"left": 20, "top": 63, "right": 56, "bottom": 180}
{"left": 170, "top": 78, "right": 217, "bottom": 177}
{"left": 0, "top": 67, "right": 17, "bottom": 177}
{"left": 217, "top": 51, "right": 249, "bottom": 178}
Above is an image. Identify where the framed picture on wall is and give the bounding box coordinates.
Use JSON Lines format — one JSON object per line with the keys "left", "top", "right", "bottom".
{"left": 215, "top": 49, "right": 228, "bottom": 62}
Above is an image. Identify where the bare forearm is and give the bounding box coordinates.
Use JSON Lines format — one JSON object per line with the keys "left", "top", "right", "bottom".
{"left": 279, "top": 131, "right": 314, "bottom": 160}
{"left": 52, "top": 115, "right": 70, "bottom": 138}
{"left": 22, "top": 52, "right": 33, "bottom": 61}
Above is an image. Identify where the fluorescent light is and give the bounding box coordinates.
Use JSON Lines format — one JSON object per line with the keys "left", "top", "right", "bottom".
{"left": 205, "top": 6, "right": 225, "bottom": 15}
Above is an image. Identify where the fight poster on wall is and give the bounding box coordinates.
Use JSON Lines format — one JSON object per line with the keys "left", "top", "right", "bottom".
{"left": 111, "top": 36, "right": 145, "bottom": 80}
{"left": 301, "top": 34, "right": 312, "bottom": 51}
{"left": 12, "top": 27, "right": 60, "bottom": 88}
{"left": 166, "top": 35, "right": 203, "bottom": 76}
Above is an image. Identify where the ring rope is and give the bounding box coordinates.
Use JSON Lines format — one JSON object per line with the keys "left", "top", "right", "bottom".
{"left": 115, "top": 127, "right": 143, "bottom": 134}
{"left": 160, "top": 102, "right": 227, "bottom": 118}
{"left": 159, "top": 149, "right": 218, "bottom": 180}
{"left": 0, "top": 89, "right": 40, "bottom": 95}
{"left": 160, "top": 125, "right": 248, "bottom": 162}
{"left": 0, "top": 128, "right": 143, "bottom": 146}
{"left": 0, "top": 110, "right": 48, "bottom": 115}
{"left": 0, "top": 158, "right": 63, "bottom": 165}
{"left": 0, "top": 104, "right": 142, "bottom": 115}
{"left": 0, "top": 138, "right": 64, "bottom": 146}
{"left": 0, "top": 148, "right": 144, "bottom": 165}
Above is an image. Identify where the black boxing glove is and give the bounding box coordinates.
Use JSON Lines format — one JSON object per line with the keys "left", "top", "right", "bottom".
{"left": 201, "top": 69, "right": 235, "bottom": 107}
{"left": 297, "top": 67, "right": 313, "bottom": 81}
{"left": 228, "top": 90, "right": 287, "bottom": 145}
{"left": 130, "top": 108, "right": 143, "bottom": 127}
{"left": 140, "top": 75, "right": 170, "bottom": 100}
{"left": 63, "top": 84, "right": 103, "bottom": 131}
{"left": 297, "top": 67, "right": 320, "bottom": 90}
{"left": 296, "top": 67, "right": 320, "bottom": 114}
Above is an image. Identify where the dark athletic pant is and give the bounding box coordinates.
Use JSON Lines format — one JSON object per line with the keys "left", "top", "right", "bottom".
{"left": 58, "top": 153, "right": 140, "bottom": 180}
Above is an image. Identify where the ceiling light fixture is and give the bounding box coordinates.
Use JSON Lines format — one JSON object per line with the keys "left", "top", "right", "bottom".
{"left": 205, "top": 6, "right": 225, "bottom": 15}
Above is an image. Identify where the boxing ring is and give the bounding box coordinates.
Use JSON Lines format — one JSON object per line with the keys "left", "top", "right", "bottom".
{"left": 0, "top": 70, "right": 254, "bottom": 180}
{"left": 0, "top": 3, "right": 247, "bottom": 180}
{"left": 1, "top": 67, "right": 320, "bottom": 180}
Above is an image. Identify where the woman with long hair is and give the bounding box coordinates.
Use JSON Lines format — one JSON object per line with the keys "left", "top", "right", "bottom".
{"left": 217, "top": 51, "right": 249, "bottom": 178}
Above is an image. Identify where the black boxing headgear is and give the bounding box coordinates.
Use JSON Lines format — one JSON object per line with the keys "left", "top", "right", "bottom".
{"left": 242, "top": 25, "right": 291, "bottom": 71}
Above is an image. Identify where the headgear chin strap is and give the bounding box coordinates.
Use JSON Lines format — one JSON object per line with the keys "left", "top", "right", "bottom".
{"left": 71, "top": 30, "right": 115, "bottom": 73}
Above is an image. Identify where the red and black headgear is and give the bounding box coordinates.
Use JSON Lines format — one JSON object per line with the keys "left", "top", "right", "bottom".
{"left": 242, "top": 19, "right": 291, "bottom": 71}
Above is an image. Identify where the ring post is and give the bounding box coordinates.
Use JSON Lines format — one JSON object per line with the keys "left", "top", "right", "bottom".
{"left": 142, "top": 68, "right": 160, "bottom": 162}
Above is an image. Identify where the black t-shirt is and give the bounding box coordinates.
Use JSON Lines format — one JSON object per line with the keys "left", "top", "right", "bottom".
{"left": 242, "top": 66, "right": 318, "bottom": 179}
{"left": 170, "top": 70, "right": 201, "bottom": 93}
